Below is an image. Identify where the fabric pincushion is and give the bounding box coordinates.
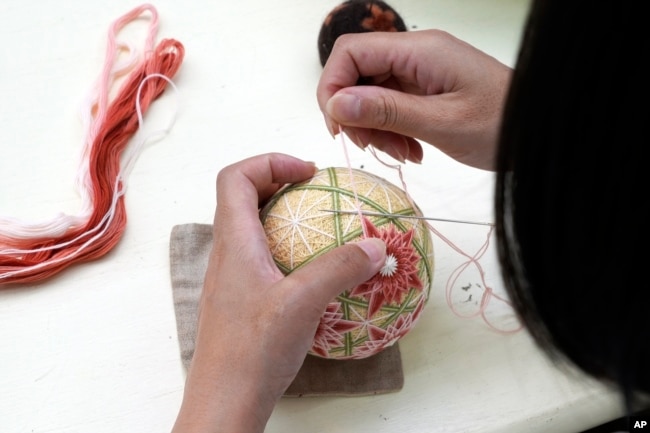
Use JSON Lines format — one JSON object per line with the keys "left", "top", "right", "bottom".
{"left": 260, "top": 167, "right": 434, "bottom": 360}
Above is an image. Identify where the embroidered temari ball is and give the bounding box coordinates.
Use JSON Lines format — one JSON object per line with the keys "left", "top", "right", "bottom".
{"left": 260, "top": 167, "right": 434, "bottom": 359}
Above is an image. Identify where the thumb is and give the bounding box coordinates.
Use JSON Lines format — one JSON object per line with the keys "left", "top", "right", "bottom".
{"left": 325, "top": 87, "right": 431, "bottom": 137}
{"left": 282, "top": 238, "right": 386, "bottom": 308}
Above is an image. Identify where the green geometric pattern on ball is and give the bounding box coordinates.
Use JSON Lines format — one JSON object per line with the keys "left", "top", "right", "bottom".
{"left": 260, "top": 167, "right": 434, "bottom": 359}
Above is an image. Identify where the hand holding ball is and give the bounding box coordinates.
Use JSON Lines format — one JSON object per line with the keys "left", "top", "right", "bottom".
{"left": 261, "top": 168, "right": 434, "bottom": 359}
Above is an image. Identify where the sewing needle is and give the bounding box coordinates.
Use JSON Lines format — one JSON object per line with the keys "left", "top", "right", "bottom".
{"left": 320, "top": 209, "right": 494, "bottom": 227}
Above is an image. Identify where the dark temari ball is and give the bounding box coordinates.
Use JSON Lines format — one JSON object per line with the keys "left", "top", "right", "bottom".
{"left": 318, "top": 0, "right": 407, "bottom": 67}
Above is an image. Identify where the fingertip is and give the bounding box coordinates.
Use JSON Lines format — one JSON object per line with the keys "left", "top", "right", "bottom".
{"left": 326, "top": 92, "right": 362, "bottom": 123}
{"left": 342, "top": 127, "right": 369, "bottom": 151}
{"left": 366, "top": 132, "right": 423, "bottom": 165}
{"left": 356, "top": 238, "right": 386, "bottom": 271}
{"left": 323, "top": 114, "right": 340, "bottom": 138}
{"left": 406, "top": 138, "right": 424, "bottom": 164}
{"left": 281, "top": 238, "right": 387, "bottom": 308}
{"left": 385, "top": 144, "right": 406, "bottom": 163}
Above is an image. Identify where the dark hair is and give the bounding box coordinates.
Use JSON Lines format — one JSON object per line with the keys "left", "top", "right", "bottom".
{"left": 495, "top": 0, "right": 648, "bottom": 412}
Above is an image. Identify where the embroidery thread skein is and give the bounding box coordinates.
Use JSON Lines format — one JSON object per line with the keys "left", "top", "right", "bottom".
{"left": 1, "top": 4, "right": 161, "bottom": 243}
{"left": 0, "top": 4, "right": 185, "bottom": 285}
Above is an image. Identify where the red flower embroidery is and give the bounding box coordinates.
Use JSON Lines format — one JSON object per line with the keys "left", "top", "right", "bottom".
{"left": 311, "top": 302, "right": 361, "bottom": 358}
{"left": 350, "top": 218, "right": 424, "bottom": 317}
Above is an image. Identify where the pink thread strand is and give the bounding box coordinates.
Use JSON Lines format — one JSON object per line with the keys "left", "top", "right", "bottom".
{"left": 338, "top": 129, "right": 369, "bottom": 237}
{"left": 340, "top": 136, "right": 521, "bottom": 333}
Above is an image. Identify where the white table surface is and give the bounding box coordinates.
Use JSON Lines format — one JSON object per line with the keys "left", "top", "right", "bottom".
{"left": 0, "top": 1, "right": 622, "bottom": 432}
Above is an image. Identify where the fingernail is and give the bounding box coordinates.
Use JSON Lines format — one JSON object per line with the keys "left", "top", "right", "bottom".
{"left": 342, "top": 127, "right": 367, "bottom": 151}
{"left": 323, "top": 114, "right": 339, "bottom": 138}
{"left": 326, "top": 93, "right": 362, "bottom": 122}
{"left": 305, "top": 161, "right": 319, "bottom": 173}
{"left": 384, "top": 143, "right": 406, "bottom": 164}
{"left": 356, "top": 238, "right": 386, "bottom": 267}
{"left": 401, "top": 137, "right": 422, "bottom": 164}
{"left": 407, "top": 153, "right": 423, "bottom": 164}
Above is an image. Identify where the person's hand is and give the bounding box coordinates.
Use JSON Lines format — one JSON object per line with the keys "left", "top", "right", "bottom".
{"left": 171, "top": 153, "right": 386, "bottom": 433}
{"left": 317, "top": 29, "right": 512, "bottom": 170}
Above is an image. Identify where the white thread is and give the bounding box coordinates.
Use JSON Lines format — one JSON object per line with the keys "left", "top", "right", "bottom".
{"left": 0, "top": 74, "right": 179, "bottom": 268}
{"left": 0, "top": 6, "right": 158, "bottom": 244}
{"left": 121, "top": 73, "right": 179, "bottom": 184}
{"left": 0, "top": 177, "right": 122, "bottom": 279}
{"left": 380, "top": 254, "right": 398, "bottom": 277}
{"left": 0, "top": 43, "right": 142, "bottom": 242}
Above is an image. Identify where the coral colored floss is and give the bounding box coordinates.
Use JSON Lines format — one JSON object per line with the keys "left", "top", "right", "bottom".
{"left": 0, "top": 5, "right": 185, "bottom": 285}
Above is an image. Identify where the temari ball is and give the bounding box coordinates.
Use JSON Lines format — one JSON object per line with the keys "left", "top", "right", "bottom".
{"left": 260, "top": 167, "right": 434, "bottom": 359}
